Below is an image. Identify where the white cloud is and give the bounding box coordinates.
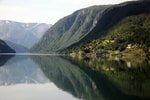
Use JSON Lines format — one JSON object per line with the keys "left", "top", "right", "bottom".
{"left": 0, "top": 0, "right": 133, "bottom": 24}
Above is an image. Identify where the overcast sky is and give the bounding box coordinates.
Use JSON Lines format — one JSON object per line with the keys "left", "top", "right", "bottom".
{"left": 0, "top": 0, "right": 133, "bottom": 24}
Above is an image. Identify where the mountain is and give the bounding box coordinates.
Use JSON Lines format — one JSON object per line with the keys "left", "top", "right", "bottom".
{"left": 30, "top": 5, "right": 110, "bottom": 53}
{"left": 30, "top": 23, "right": 51, "bottom": 39}
{"left": 0, "top": 39, "right": 15, "bottom": 53}
{"left": 0, "top": 20, "right": 50, "bottom": 48}
{"left": 5, "top": 40, "right": 28, "bottom": 53}
{"left": 69, "top": 13, "right": 150, "bottom": 59}
{"left": 62, "top": 0, "right": 150, "bottom": 53}
{"left": 30, "top": 0, "right": 150, "bottom": 53}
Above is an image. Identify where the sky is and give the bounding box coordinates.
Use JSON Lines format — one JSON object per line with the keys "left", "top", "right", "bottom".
{"left": 0, "top": 0, "right": 134, "bottom": 24}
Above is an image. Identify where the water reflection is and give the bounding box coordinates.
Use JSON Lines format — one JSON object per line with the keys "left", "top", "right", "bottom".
{"left": 31, "top": 55, "right": 150, "bottom": 100}
{"left": 0, "top": 55, "right": 78, "bottom": 100}
{"left": 0, "top": 55, "right": 49, "bottom": 85}
{"left": 31, "top": 56, "right": 103, "bottom": 100}
{"left": 68, "top": 56, "right": 150, "bottom": 99}
{"left": 0, "top": 55, "right": 149, "bottom": 100}
{"left": 0, "top": 55, "right": 13, "bottom": 66}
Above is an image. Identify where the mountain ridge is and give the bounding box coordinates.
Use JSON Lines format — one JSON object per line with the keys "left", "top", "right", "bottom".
{"left": 60, "top": 0, "right": 150, "bottom": 53}
{"left": 30, "top": 0, "right": 150, "bottom": 53}
{"left": 30, "top": 5, "right": 110, "bottom": 53}
{"left": 0, "top": 20, "right": 51, "bottom": 48}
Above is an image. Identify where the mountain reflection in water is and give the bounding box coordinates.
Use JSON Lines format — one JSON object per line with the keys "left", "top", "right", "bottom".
{"left": 0, "top": 55, "right": 149, "bottom": 100}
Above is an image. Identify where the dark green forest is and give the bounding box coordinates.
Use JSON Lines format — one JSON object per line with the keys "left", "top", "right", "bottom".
{"left": 69, "top": 14, "right": 150, "bottom": 59}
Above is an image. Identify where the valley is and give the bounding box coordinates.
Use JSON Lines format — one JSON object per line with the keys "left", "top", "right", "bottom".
{"left": 0, "top": 20, "right": 51, "bottom": 52}
{"left": 0, "top": 0, "right": 150, "bottom": 100}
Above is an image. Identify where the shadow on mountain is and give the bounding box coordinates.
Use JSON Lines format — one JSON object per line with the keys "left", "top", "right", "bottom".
{"left": 30, "top": 55, "right": 149, "bottom": 100}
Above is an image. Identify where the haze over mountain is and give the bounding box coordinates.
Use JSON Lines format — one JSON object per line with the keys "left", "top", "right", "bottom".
{"left": 5, "top": 40, "right": 28, "bottom": 53}
{"left": 30, "top": 0, "right": 150, "bottom": 53}
{"left": 0, "top": 20, "right": 51, "bottom": 49}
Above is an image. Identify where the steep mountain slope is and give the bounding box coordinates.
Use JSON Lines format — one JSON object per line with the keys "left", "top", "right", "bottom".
{"left": 31, "top": 5, "right": 110, "bottom": 53}
{"left": 69, "top": 14, "right": 150, "bottom": 58}
{"left": 5, "top": 41, "right": 28, "bottom": 53}
{"left": 0, "top": 20, "right": 50, "bottom": 48}
{"left": 30, "top": 0, "right": 150, "bottom": 53}
{"left": 63, "top": 0, "right": 150, "bottom": 52}
{"left": 0, "top": 39, "right": 15, "bottom": 53}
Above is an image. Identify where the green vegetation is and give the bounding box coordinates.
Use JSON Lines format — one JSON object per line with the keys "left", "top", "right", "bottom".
{"left": 30, "top": 0, "right": 150, "bottom": 53}
{"left": 61, "top": 0, "right": 150, "bottom": 53}
{"left": 66, "top": 11, "right": 150, "bottom": 99}
{"left": 70, "top": 14, "right": 150, "bottom": 60}
{"left": 30, "top": 6, "right": 110, "bottom": 53}
{"left": 28, "top": 1, "right": 150, "bottom": 99}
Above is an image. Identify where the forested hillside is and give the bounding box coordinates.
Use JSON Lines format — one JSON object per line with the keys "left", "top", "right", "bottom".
{"left": 30, "top": 0, "right": 150, "bottom": 54}
{"left": 69, "top": 14, "right": 150, "bottom": 58}
{"left": 30, "top": 5, "right": 110, "bottom": 53}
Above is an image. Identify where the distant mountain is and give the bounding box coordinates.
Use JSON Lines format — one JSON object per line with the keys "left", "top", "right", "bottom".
{"left": 30, "top": 0, "right": 150, "bottom": 53}
{"left": 30, "top": 23, "right": 51, "bottom": 39}
{"left": 5, "top": 40, "right": 28, "bottom": 53}
{"left": 0, "top": 20, "right": 51, "bottom": 48}
{"left": 0, "top": 39, "right": 15, "bottom": 53}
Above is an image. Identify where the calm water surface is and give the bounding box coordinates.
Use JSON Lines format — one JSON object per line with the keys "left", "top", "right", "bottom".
{"left": 0, "top": 54, "right": 149, "bottom": 100}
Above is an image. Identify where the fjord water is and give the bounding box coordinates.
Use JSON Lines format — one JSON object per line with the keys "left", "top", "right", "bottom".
{"left": 0, "top": 55, "right": 149, "bottom": 100}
